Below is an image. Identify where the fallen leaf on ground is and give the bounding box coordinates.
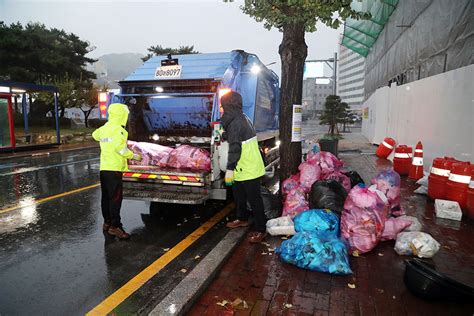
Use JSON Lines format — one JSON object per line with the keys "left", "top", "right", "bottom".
{"left": 347, "top": 283, "right": 356, "bottom": 289}
{"left": 231, "top": 298, "right": 243, "bottom": 307}
{"left": 268, "top": 248, "right": 275, "bottom": 252}
{"left": 260, "top": 242, "right": 271, "bottom": 247}
{"left": 261, "top": 252, "right": 267, "bottom": 255}
{"left": 444, "top": 245, "right": 451, "bottom": 249}
{"left": 378, "top": 253, "right": 384, "bottom": 257}
{"left": 180, "top": 269, "right": 187, "bottom": 273}
{"left": 376, "top": 288, "right": 384, "bottom": 294}
{"left": 162, "top": 248, "right": 170, "bottom": 252}
{"left": 269, "top": 253, "right": 273, "bottom": 256}
{"left": 352, "top": 250, "right": 360, "bottom": 257}
{"left": 284, "top": 303, "right": 293, "bottom": 309}
{"left": 243, "top": 301, "right": 248, "bottom": 309}
{"left": 216, "top": 300, "right": 229, "bottom": 307}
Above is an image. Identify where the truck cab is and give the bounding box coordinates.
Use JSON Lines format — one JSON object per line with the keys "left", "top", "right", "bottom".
{"left": 117, "top": 50, "right": 280, "bottom": 204}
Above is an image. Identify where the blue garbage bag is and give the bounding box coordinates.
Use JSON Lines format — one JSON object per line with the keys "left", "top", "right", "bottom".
{"left": 294, "top": 209, "right": 340, "bottom": 236}
{"left": 276, "top": 232, "right": 352, "bottom": 275}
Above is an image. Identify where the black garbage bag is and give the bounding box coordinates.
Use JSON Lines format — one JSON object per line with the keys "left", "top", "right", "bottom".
{"left": 343, "top": 171, "right": 365, "bottom": 188}
{"left": 247, "top": 187, "right": 282, "bottom": 220}
{"left": 309, "top": 180, "right": 348, "bottom": 216}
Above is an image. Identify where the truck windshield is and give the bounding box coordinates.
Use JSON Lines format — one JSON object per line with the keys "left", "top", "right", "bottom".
{"left": 126, "top": 94, "right": 214, "bottom": 140}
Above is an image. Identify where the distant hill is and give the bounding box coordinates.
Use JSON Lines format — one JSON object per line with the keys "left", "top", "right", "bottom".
{"left": 89, "top": 53, "right": 144, "bottom": 88}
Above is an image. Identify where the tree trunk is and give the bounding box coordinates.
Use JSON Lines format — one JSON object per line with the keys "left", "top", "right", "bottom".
{"left": 81, "top": 107, "right": 94, "bottom": 128}
{"left": 278, "top": 21, "right": 307, "bottom": 181}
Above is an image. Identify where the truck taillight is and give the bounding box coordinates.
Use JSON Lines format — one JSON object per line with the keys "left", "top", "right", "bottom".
{"left": 218, "top": 88, "right": 232, "bottom": 114}
{"left": 99, "top": 92, "right": 108, "bottom": 119}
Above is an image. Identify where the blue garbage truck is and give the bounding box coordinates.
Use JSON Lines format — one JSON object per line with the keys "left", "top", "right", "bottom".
{"left": 117, "top": 50, "right": 280, "bottom": 204}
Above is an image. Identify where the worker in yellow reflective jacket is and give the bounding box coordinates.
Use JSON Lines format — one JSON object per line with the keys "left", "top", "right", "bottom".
{"left": 92, "top": 103, "right": 142, "bottom": 239}
{"left": 221, "top": 92, "right": 267, "bottom": 243}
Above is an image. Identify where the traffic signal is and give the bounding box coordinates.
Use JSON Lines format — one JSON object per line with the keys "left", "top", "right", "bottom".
{"left": 99, "top": 92, "right": 108, "bottom": 119}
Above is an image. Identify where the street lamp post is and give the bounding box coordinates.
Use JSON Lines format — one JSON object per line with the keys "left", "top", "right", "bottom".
{"left": 306, "top": 52, "right": 338, "bottom": 95}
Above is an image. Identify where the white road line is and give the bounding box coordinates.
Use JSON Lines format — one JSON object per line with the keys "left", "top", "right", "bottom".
{"left": 0, "top": 158, "right": 100, "bottom": 177}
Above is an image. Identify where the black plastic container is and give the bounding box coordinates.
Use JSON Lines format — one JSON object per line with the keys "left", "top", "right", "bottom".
{"left": 404, "top": 259, "right": 474, "bottom": 302}
{"left": 319, "top": 139, "right": 338, "bottom": 157}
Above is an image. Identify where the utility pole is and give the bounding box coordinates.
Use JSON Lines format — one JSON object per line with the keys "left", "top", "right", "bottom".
{"left": 333, "top": 52, "right": 337, "bottom": 95}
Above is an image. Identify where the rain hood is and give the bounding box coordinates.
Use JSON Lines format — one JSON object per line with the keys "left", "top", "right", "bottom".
{"left": 108, "top": 103, "right": 129, "bottom": 126}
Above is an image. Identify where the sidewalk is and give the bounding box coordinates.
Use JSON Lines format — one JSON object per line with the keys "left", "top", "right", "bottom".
{"left": 0, "top": 142, "right": 98, "bottom": 160}
{"left": 188, "top": 135, "right": 474, "bottom": 315}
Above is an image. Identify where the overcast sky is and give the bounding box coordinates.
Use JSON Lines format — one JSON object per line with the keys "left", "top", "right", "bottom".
{"left": 0, "top": 0, "right": 342, "bottom": 77}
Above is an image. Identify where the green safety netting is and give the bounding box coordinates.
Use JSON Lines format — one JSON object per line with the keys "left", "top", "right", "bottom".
{"left": 342, "top": 0, "right": 399, "bottom": 57}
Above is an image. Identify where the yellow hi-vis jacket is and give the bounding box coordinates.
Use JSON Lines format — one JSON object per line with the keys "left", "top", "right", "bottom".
{"left": 234, "top": 135, "right": 265, "bottom": 181}
{"left": 92, "top": 103, "right": 134, "bottom": 171}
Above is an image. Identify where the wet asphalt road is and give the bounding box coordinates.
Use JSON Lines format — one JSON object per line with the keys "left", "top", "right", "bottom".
{"left": 0, "top": 148, "right": 230, "bottom": 315}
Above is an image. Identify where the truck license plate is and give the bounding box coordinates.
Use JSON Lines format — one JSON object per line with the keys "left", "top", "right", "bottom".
{"left": 154, "top": 65, "right": 182, "bottom": 79}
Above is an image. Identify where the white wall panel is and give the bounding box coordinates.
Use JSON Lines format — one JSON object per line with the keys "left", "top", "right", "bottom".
{"left": 362, "top": 64, "right": 473, "bottom": 168}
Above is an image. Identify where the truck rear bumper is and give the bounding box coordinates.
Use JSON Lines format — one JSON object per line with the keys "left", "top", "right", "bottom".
{"left": 123, "top": 182, "right": 210, "bottom": 204}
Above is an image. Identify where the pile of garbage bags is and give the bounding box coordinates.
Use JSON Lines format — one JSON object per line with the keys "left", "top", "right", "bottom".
{"left": 281, "top": 151, "right": 356, "bottom": 218}
{"left": 127, "top": 141, "right": 211, "bottom": 171}
{"left": 275, "top": 165, "right": 441, "bottom": 274}
{"left": 276, "top": 209, "right": 352, "bottom": 275}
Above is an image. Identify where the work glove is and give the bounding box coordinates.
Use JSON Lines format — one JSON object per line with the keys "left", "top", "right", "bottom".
{"left": 132, "top": 153, "right": 142, "bottom": 161}
{"left": 225, "top": 170, "right": 234, "bottom": 186}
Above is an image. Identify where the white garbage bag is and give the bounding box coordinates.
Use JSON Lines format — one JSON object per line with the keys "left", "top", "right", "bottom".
{"left": 394, "top": 232, "right": 440, "bottom": 258}
{"left": 266, "top": 216, "right": 296, "bottom": 236}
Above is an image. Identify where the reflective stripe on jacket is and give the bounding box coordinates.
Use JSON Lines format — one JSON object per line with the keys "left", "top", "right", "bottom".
{"left": 92, "top": 103, "right": 134, "bottom": 172}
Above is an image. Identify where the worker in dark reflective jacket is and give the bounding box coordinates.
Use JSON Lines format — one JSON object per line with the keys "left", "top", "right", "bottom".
{"left": 221, "top": 91, "right": 267, "bottom": 243}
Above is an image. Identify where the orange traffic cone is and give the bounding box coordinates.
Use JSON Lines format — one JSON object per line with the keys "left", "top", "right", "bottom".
{"left": 409, "top": 141, "right": 424, "bottom": 180}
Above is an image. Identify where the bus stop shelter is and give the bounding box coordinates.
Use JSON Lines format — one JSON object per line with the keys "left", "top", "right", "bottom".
{"left": 0, "top": 81, "right": 60, "bottom": 152}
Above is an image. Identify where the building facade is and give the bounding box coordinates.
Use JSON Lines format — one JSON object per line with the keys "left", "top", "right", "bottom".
{"left": 302, "top": 78, "right": 333, "bottom": 118}
{"left": 336, "top": 43, "right": 365, "bottom": 113}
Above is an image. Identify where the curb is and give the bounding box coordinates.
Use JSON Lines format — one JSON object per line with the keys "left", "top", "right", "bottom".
{"left": 149, "top": 227, "right": 249, "bottom": 316}
{"left": 0, "top": 144, "right": 98, "bottom": 160}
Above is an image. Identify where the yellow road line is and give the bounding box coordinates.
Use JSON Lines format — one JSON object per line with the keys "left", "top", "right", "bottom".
{"left": 0, "top": 183, "right": 100, "bottom": 215}
{"left": 87, "top": 203, "right": 234, "bottom": 316}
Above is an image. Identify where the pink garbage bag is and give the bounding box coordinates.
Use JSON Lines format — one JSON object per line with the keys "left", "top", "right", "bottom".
{"left": 306, "top": 151, "right": 344, "bottom": 176}
{"left": 127, "top": 141, "right": 173, "bottom": 167}
{"left": 298, "top": 162, "right": 321, "bottom": 193}
{"left": 282, "top": 188, "right": 309, "bottom": 218}
{"left": 282, "top": 174, "right": 301, "bottom": 196}
{"left": 127, "top": 141, "right": 142, "bottom": 166}
{"left": 322, "top": 170, "right": 351, "bottom": 193}
{"left": 164, "top": 145, "right": 211, "bottom": 171}
{"left": 371, "top": 169, "right": 403, "bottom": 216}
{"left": 341, "top": 186, "right": 389, "bottom": 254}
{"left": 381, "top": 217, "right": 413, "bottom": 241}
